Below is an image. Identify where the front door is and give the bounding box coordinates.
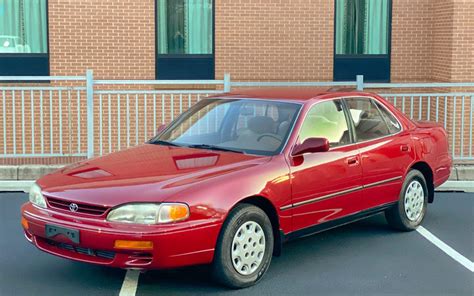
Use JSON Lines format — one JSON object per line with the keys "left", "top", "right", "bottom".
{"left": 289, "top": 99, "right": 363, "bottom": 232}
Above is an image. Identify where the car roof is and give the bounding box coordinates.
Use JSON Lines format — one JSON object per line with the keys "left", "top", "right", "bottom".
{"left": 214, "top": 88, "right": 374, "bottom": 103}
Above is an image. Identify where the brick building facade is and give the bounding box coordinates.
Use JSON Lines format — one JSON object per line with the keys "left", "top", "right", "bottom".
{"left": 0, "top": 0, "right": 473, "bottom": 165}
{"left": 1, "top": 0, "right": 472, "bottom": 82}
{"left": 56, "top": 0, "right": 474, "bottom": 82}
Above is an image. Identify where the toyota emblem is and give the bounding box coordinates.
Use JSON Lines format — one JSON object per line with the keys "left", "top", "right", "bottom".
{"left": 69, "top": 203, "right": 79, "bottom": 212}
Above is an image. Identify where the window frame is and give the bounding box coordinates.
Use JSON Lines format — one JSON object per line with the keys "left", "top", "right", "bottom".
{"left": 0, "top": 0, "right": 50, "bottom": 76}
{"left": 333, "top": 0, "right": 393, "bottom": 82}
{"left": 155, "top": 0, "right": 215, "bottom": 80}
{"left": 343, "top": 96, "right": 403, "bottom": 144}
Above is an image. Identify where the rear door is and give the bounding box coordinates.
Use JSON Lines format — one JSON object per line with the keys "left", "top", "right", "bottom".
{"left": 344, "top": 97, "right": 415, "bottom": 209}
{"left": 288, "top": 99, "right": 364, "bottom": 232}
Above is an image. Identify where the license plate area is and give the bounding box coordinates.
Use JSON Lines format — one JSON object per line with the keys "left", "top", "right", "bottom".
{"left": 45, "top": 224, "right": 80, "bottom": 244}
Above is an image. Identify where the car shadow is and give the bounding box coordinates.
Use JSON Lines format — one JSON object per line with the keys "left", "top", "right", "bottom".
{"left": 136, "top": 213, "right": 403, "bottom": 295}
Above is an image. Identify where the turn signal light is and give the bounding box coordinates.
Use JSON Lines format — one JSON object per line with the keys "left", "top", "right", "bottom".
{"left": 114, "top": 240, "right": 154, "bottom": 250}
{"left": 169, "top": 204, "right": 189, "bottom": 221}
{"left": 21, "top": 217, "right": 29, "bottom": 230}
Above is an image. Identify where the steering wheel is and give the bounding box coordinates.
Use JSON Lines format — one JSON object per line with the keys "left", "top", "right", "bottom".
{"left": 257, "top": 133, "right": 282, "bottom": 142}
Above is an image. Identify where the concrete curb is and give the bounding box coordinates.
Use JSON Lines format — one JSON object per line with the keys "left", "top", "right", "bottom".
{"left": 456, "top": 166, "right": 474, "bottom": 181}
{"left": 0, "top": 165, "right": 65, "bottom": 181}
{"left": 436, "top": 181, "right": 474, "bottom": 193}
{"left": 0, "top": 180, "right": 34, "bottom": 193}
{"left": 1, "top": 180, "right": 473, "bottom": 194}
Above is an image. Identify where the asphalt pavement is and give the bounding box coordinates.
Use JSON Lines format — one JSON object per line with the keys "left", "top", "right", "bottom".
{"left": 0, "top": 192, "right": 472, "bottom": 296}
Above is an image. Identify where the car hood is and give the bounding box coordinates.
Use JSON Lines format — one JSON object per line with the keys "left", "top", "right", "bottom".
{"left": 37, "top": 144, "right": 269, "bottom": 207}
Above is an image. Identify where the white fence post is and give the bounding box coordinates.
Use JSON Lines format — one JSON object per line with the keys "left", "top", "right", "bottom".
{"left": 356, "top": 75, "right": 364, "bottom": 91}
{"left": 224, "top": 73, "right": 231, "bottom": 92}
{"left": 86, "top": 69, "right": 94, "bottom": 158}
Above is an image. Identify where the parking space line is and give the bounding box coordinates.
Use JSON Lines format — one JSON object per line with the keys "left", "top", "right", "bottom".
{"left": 119, "top": 270, "right": 141, "bottom": 296}
{"left": 416, "top": 226, "right": 474, "bottom": 272}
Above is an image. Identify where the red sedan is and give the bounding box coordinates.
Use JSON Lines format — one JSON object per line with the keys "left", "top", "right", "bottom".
{"left": 21, "top": 89, "right": 451, "bottom": 288}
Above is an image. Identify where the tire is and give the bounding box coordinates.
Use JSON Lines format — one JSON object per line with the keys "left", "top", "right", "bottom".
{"left": 212, "top": 203, "right": 274, "bottom": 289}
{"left": 385, "top": 169, "right": 428, "bottom": 231}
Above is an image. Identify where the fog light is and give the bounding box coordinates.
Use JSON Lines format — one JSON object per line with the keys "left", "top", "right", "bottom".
{"left": 114, "top": 240, "right": 153, "bottom": 250}
{"left": 21, "top": 217, "right": 29, "bottom": 230}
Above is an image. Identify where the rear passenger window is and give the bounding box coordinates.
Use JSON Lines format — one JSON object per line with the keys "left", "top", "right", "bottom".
{"left": 345, "top": 98, "right": 391, "bottom": 141}
{"left": 374, "top": 101, "right": 402, "bottom": 134}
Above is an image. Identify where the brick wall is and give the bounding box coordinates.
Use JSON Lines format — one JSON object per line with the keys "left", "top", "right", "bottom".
{"left": 48, "top": 0, "right": 155, "bottom": 79}
{"left": 45, "top": 0, "right": 473, "bottom": 82}
{"left": 391, "top": 0, "right": 433, "bottom": 82}
{"left": 215, "top": 0, "right": 334, "bottom": 81}
{"left": 373, "top": 0, "right": 474, "bottom": 83}
{"left": 431, "top": 0, "right": 474, "bottom": 82}
{"left": 450, "top": 0, "right": 474, "bottom": 82}
{"left": 432, "top": 0, "right": 455, "bottom": 82}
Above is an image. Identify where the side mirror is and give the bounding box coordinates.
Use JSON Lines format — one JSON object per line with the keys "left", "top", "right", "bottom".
{"left": 156, "top": 124, "right": 167, "bottom": 134}
{"left": 291, "top": 137, "right": 329, "bottom": 156}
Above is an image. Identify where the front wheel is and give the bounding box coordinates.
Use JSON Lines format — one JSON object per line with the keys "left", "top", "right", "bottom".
{"left": 385, "top": 169, "right": 428, "bottom": 231}
{"left": 212, "top": 204, "right": 274, "bottom": 289}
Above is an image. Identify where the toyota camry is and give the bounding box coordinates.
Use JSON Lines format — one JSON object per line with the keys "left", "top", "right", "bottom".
{"left": 21, "top": 89, "right": 451, "bottom": 288}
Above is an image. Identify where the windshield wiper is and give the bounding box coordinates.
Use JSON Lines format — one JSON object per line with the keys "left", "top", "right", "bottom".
{"left": 187, "top": 144, "right": 244, "bottom": 154}
{"left": 149, "top": 140, "right": 182, "bottom": 147}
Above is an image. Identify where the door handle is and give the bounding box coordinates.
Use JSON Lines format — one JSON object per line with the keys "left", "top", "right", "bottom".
{"left": 346, "top": 156, "right": 359, "bottom": 166}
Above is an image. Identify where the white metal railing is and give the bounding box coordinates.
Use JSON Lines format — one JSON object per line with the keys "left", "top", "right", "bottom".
{"left": 0, "top": 78, "right": 87, "bottom": 158}
{"left": 0, "top": 70, "right": 472, "bottom": 160}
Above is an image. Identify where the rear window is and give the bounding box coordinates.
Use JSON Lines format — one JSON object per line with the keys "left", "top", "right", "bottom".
{"left": 374, "top": 101, "right": 402, "bottom": 134}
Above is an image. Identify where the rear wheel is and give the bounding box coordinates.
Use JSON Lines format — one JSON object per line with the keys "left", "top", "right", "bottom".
{"left": 212, "top": 204, "right": 274, "bottom": 289}
{"left": 385, "top": 169, "right": 428, "bottom": 231}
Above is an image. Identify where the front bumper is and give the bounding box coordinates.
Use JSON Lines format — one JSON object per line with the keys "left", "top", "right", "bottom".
{"left": 21, "top": 202, "right": 221, "bottom": 269}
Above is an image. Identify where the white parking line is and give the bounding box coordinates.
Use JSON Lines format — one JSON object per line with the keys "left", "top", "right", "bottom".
{"left": 119, "top": 270, "right": 141, "bottom": 296}
{"left": 416, "top": 226, "right": 474, "bottom": 272}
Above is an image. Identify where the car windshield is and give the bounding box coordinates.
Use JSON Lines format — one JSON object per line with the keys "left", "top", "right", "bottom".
{"left": 151, "top": 98, "right": 301, "bottom": 156}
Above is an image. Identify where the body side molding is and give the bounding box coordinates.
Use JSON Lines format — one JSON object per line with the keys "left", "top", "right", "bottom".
{"left": 280, "top": 176, "right": 402, "bottom": 211}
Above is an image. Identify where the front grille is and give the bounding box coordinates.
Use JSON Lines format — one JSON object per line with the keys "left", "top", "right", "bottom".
{"left": 46, "top": 239, "right": 115, "bottom": 260}
{"left": 46, "top": 196, "right": 109, "bottom": 216}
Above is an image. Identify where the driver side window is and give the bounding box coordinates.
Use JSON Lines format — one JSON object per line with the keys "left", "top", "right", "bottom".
{"left": 299, "top": 100, "right": 350, "bottom": 147}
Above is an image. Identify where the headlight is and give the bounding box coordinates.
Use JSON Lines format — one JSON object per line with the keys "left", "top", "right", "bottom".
{"left": 106, "top": 203, "right": 189, "bottom": 224}
{"left": 29, "top": 183, "right": 47, "bottom": 208}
